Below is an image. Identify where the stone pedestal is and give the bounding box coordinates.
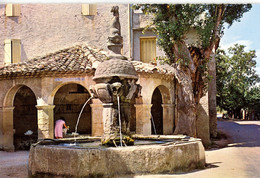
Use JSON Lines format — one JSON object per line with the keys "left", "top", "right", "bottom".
{"left": 102, "top": 103, "right": 118, "bottom": 143}
{"left": 36, "top": 105, "right": 55, "bottom": 139}
{"left": 162, "top": 104, "right": 175, "bottom": 135}
{"left": 2, "top": 107, "right": 15, "bottom": 151}
{"left": 135, "top": 104, "right": 152, "bottom": 135}
{"left": 90, "top": 100, "right": 103, "bottom": 136}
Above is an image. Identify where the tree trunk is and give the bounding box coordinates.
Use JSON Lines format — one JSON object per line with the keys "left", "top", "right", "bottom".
{"left": 172, "top": 41, "right": 197, "bottom": 137}
{"left": 208, "top": 52, "right": 217, "bottom": 138}
{"left": 174, "top": 75, "right": 197, "bottom": 136}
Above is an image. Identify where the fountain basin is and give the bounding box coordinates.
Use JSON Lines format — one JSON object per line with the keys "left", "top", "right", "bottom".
{"left": 28, "top": 137, "right": 205, "bottom": 177}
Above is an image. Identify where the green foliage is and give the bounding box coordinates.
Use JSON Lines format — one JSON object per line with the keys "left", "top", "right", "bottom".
{"left": 133, "top": 4, "right": 252, "bottom": 64}
{"left": 216, "top": 44, "right": 260, "bottom": 116}
{"left": 245, "top": 86, "right": 260, "bottom": 110}
{"left": 196, "top": 4, "right": 252, "bottom": 48}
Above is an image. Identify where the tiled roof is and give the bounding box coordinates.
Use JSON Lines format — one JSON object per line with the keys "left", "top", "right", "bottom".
{"left": 0, "top": 43, "right": 175, "bottom": 80}
{"left": 0, "top": 43, "right": 108, "bottom": 79}
{"left": 132, "top": 61, "right": 175, "bottom": 76}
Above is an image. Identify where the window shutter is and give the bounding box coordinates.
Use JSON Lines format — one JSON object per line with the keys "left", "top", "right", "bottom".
{"left": 6, "top": 4, "right": 21, "bottom": 17}
{"left": 82, "top": 4, "right": 97, "bottom": 16}
{"left": 4, "top": 39, "right": 21, "bottom": 64}
{"left": 140, "top": 37, "right": 156, "bottom": 63}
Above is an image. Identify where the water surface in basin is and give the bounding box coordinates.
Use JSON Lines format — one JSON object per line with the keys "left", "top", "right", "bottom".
{"left": 57, "top": 139, "right": 174, "bottom": 149}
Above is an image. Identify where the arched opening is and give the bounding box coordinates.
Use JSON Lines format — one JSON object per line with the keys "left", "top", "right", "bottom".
{"left": 13, "top": 86, "right": 37, "bottom": 150}
{"left": 54, "top": 83, "right": 92, "bottom": 136}
{"left": 151, "top": 87, "right": 163, "bottom": 135}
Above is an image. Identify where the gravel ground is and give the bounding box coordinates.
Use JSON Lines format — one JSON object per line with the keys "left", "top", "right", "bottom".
{"left": 0, "top": 151, "right": 29, "bottom": 178}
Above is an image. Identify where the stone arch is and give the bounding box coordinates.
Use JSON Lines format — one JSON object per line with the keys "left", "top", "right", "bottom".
{"left": 151, "top": 85, "right": 175, "bottom": 135}
{"left": 151, "top": 87, "right": 163, "bottom": 134}
{"left": 3, "top": 84, "right": 37, "bottom": 151}
{"left": 52, "top": 82, "right": 92, "bottom": 136}
{"left": 156, "top": 85, "right": 171, "bottom": 104}
{"left": 3, "top": 85, "right": 24, "bottom": 107}
{"left": 48, "top": 81, "right": 92, "bottom": 105}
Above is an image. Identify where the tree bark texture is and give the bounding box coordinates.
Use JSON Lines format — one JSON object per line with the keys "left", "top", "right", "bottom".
{"left": 208, "top": 53, "right": 217, "bottom": 138}
{"left": 171, "top": 41, "right": 197, "bottom": 137}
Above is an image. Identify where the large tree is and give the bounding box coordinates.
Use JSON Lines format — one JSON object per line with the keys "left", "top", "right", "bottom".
{"left": 216, "top": 44, "right": 260, "bottom": 118}
{"left": 134, "top": 4, "right": 252, "bottom": 137}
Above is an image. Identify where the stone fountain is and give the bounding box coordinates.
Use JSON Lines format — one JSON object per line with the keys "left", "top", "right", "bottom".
{"left": 28, "top": 6, "right": 205, "bottom": 177}
{"left": 90, "top": 5, "right": 138, "bottom": 146}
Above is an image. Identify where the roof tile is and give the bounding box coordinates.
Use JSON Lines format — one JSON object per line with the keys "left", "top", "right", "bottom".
{"left": 0, "top": 43, "right": 175, "bottom": 80}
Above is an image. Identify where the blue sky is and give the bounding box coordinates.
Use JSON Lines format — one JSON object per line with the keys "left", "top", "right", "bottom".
{"left": 220, "top": 4, "right": 260, "bottom": 77}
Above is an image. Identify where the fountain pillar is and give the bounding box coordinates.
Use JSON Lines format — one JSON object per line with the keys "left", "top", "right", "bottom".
{"left": 90, "top": 6, "right": 138, "bottom": 146}
{"left": 102, "top": 103, "right": 118, "bottom": 141}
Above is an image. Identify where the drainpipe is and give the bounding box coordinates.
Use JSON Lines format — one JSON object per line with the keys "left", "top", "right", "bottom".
{"left": 128, "top": 4, "right": 133, "bottom": 59}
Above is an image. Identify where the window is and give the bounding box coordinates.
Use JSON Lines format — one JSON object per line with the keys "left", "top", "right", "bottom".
{"left": 6, "top": 4, "right": 21, "bottom": 17}
{"left": 82, "top": 4, "right": 97, "bottom": 16}
{"left": 4, "top": 39, "right": 21, "bottom": 64}
{"left": 140, "top": 37, "right": 156, "bottom": 63}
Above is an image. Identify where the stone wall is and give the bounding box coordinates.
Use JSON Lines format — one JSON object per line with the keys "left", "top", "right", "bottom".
{"left": 28, "top": 139, "right": 205, "bottom": 177}
{"left": 0, "top": 4, "right": 130, "bottom": 66}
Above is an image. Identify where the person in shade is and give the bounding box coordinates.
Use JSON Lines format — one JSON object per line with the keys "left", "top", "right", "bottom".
{"left": 55, "top": 117, "right": 69, "bottom": 139}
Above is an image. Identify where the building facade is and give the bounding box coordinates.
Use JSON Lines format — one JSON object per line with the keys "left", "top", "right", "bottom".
{"left": 0, "top": 4, "right": 209, "bottom": 151}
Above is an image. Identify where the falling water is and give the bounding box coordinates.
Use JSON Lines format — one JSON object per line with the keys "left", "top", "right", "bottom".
{"left": 117, "top": 94, "right": 123, "bottom": 147}
{"left": 72, "top": 96, "right": 93, "bottom": 141}
{"left": 151, "top": 113, "right": 157, "bottom": 135}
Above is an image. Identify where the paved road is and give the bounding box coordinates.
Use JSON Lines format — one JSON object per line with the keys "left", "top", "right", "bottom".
{"left": 0, "top": 120, "right": 259, "bottom": 178}
{"left": 135, "top": 120, "right": 260, "bottom": 178}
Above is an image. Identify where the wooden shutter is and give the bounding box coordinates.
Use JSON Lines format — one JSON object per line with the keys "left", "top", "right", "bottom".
{"left": 140, "top": 37, "right": 156, "bottom": 63}
{"left": 82, "top": 4, "right": 97, "bottom": 16}
{"left": 6, "top": 4, "right": 21, "bottom": 17}
{"left": 4, "top": 39, "right": 21, "bottom": 64}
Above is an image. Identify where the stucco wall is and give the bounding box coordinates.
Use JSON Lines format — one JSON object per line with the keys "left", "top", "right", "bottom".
{"left": 137, "top": 75, "right": 174, "bottom": 104}
{"left": 0, "top": 4, "right": 130, "bottom": 66}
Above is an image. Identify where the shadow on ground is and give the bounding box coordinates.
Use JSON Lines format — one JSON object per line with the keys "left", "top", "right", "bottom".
{"left": 217, "top": 120, "right": 260, "bottom": 147}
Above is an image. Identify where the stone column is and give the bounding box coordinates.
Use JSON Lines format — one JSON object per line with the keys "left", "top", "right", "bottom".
{"left": 2, "top": 106, "right": 15, "bottom": 151}
{"left": 36, "top": 105, "right": 55, "bottom": 140}
{"left": 102, "top": 103, "right": 118, "bottom": 143}
{"left": 134, "top": 104, "right": 152, "bottom": 135}
{"left": 90, "top": 99, "right": 103, "bottom": 136}
{"left": 162, "top": 104, "right": 175, "bottom": 135}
